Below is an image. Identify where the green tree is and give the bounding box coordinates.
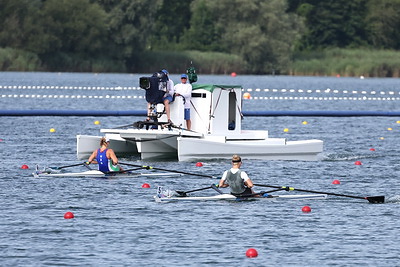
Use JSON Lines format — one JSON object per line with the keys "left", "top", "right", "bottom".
{"left": 183, "top": 0, "right": 304, "bottom": 73}
{"left": 96, "top": 0, "right": 163, "bottom": 59}
{"left": 289, "top": 0, "right": 369, "bottom": 50}
{"left": 366, "top": 0, "right": 400, "bottom": 49}
{"left": 0, "top": 0, "right": 41, "bottom": 49}
{"left": 149, "top": 0, "right": 193, "bottom": 50}
{"left": 33, "top": 0, "right": 108, "bottom": 55}
{"left": 180, "top": 0, "right": 221, "bottom": 51}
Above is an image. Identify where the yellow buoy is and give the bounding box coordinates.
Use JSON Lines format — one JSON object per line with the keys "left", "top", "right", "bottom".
{"left": 396, "top": 121, "right": 400, "bottom": 124}
{"left": 284, "top": 128, "right": 289, "bottom": 132}
{"left": 387, "top": 127, "right": 393, "bottom": 131}
{"left": 380, "top": 137, "right": 385, "bottom": 140}
{"left": 94, "top": 120, "right": 100, "bottom": 125}
{"left": 50, "top": 128, "right": 56, "bottom": 133}
{"left": 302, "top": 121, "right": 308, "bottom": 125}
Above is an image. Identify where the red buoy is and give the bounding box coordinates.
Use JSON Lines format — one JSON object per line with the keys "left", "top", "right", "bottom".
{"left": 354, "top": 161, "right": 362, "bottom": 165}
{"left": 332, "top": 179, "right": 341, "bottom": 185}
{"left": 64, "top": 211, "right": 74, "bottom": 219}
{"left": 245, "top": 248, "right": 258, "bottom": 258}
{"left": 195, "top": 162, "right": 203, "bottom": 167}
{"left": 21, "top": 164, "right": 29, "bottom": 169}
{"left": 231, "top": 72, "right": 237, "bottom": 77}
{"left": 142, "top": 183, "right": 150, "bottom": 188}
{"left": 302, "top": 206, "right": 312, "bottom": 213}
{"left": 369, "top": 148, "right": 376, "bottom": 151}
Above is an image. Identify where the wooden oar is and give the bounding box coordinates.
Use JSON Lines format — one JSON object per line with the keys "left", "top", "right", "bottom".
{"left": 48, "top": 162, "right": 86, "bottom": 170}
{"left": 119, "top": 162, "right": 215, "bottom": 178}
{"left": 254, "top": 184, "right": 385, "bottom": 203}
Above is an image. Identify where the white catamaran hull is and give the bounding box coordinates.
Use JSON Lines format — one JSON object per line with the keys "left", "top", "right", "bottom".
{"left": 154, "top": 193, "right": 328, "bottom": 202}
{"left": 76, "top": 85, "right": 324, "bottom": 161}
{"left": 177, "top": 136, "right": 323, "bottom": 161}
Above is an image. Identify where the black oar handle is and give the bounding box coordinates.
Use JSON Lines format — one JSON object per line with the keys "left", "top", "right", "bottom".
{"left": 177, "top": 186, "right": 212, "bottom": 194}
{"left": 119, "top": 162, "right": 215, "bottom": 178}
{"left": 211, "top": 184, "right": 224, "bottom": 194}
{"left": 105, "top": 167, "right": 143, "bottom": 175}
{"left": 254, "top": 184, "right": 385, "bottom": 203}
{"left": 254, "top": 184, "right": 366, "bottom": 199}
{"left": 51, "top": 162, "right": 86, "bottom": 170}
{"left": 187, "top": 186, "right": 213, "bottom": 193}
{"left": 233, "top": 188, "right": 285, "bottom": 198}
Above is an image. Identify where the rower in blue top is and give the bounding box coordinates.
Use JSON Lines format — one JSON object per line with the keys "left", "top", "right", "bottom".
{"left": 86, "top": 137, "right": 121, "bottom": 172}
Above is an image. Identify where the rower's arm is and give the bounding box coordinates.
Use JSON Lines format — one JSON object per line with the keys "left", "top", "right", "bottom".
{"left": 108, "top": 149, "right": 119, "bottom": 165}
{"left": 245, "top": 179, "right": 254, "bottom": 188}
{"left": 87, "top": 150, "right": 97, "bottom": 163}
{"left": 219, "top": 171, "right": 229, "bottom": 188}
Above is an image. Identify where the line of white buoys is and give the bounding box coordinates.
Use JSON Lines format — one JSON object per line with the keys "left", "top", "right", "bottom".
{"left": 243, "top": 88, "right": 399, "bottom": 96}
{"left": 0, "top": 85, "right": 140, "bottom": 90}
{"left": 250, "top": 96, "right": 400, "bottom": 101}
{"left": 0, "top": 94, "right": 146, "bottom": 99}
{"left": 1, "top": 85, "right": 399, "bottom": 96}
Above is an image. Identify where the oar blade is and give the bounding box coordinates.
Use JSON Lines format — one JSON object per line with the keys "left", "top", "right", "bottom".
{"left": 366, "top": 196, "right": 385, "bottom": 204}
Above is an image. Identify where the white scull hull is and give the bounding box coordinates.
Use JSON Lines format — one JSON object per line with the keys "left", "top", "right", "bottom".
{"left": 154, "top": 193, "right": 328, "bottom": 202}
{"left": 33, "top": 169, "right": 182, "bottom": 178}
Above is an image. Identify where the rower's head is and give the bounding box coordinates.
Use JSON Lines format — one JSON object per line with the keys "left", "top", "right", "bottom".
{"left": 231, "top": 154, "right": 242, "bottom": 166}
{"left": 100, "top": 137, "right": 110, "bottom": 147}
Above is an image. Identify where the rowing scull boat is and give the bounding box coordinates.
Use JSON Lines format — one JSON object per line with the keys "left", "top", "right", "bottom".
{"left": 33, "top": 169, "right": 182, "bottom": 178}
{"left": 154, "top": 193, "right": 328, "bottom": 202}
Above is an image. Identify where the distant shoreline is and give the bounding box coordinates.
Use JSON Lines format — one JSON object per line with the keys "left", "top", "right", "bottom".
{"left": 1, "top": 48, "right": 399, "bottom": 78}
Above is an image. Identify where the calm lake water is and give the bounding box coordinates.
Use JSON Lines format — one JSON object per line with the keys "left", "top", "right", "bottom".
{"left": 0, "top": 72, "right": 399, "bottom": 266}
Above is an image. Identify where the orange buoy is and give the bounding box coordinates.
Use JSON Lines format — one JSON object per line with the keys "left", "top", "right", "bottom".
{"left": 142, "top": 183, "right": 150, "bottom": 188}
{"left": 64, "top": 211, "right": 74, "bottom": 219}
{"left": 21, "top": 164, "right": 29, "bottom": 169}
{"left": 302, "top": 206, "right": 311, "bottom": 213}
{"left": 195, "top": 162, "right": 203, "bottom": 167}
{"left": 231, "top": 72, "right": 237, "bottom": 77}
{"left": 243, "top": 92, "right": 251, "bottom": 99}
{"left": 332, "top": 179, "right": 341, "bottom": 185}
{"left": 245, "top": 248, "right": 258, "bottom": 258}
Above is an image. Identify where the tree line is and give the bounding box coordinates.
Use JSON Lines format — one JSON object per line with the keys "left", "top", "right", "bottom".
{"left": 1, "top": 0, "right": 399, "bottom": 75}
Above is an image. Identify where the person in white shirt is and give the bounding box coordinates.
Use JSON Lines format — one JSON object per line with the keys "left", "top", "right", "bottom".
{"left": 174, "top": 74, "right": 192, "bottom": 130}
